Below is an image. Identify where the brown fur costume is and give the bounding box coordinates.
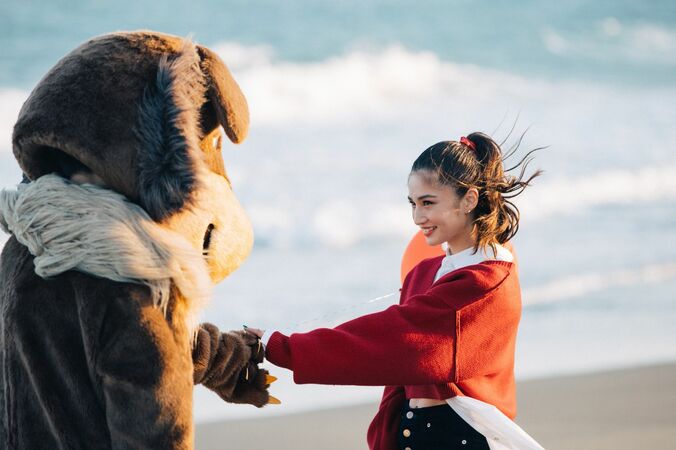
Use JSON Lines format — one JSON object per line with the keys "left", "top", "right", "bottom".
{"left": 0, "top": 31, "right": 269, "bottom": 449}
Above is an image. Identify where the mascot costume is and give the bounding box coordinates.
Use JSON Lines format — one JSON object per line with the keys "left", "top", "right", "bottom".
{"left": 0, "top": 31, "right": 274, "bottom": 449}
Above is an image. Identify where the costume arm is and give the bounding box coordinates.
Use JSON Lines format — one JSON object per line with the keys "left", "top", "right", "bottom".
{"left": 92, "top": 295, "right": 194, "bottom": 449}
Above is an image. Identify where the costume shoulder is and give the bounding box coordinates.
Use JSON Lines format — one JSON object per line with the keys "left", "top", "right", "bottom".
{"left": 1, "top": 235, "right": 164, "bottom": 338}
{"left": 1, "top": 236, "right": 36, "bottom": 289}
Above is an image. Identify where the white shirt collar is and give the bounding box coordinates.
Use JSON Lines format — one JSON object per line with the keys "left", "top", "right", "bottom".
{"left": 434, "top": 243, "right": 513, "bottom": 282}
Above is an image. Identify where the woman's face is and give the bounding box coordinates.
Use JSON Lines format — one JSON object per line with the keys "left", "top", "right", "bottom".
{"left": 407, "top": 170, "right": 477, "bottom": 249}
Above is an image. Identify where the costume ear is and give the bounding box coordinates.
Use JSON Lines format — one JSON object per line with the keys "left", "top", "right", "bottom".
{"left": 197, "top": 45, "right": 249, "bottom": 144}
{"left": 134, "top": 45, "right": 203, "bottom": 221}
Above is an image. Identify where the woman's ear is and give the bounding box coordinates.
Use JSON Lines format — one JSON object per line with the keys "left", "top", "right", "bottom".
{"left": 196, "top": 45, "right": 249, "bottom": 144}
{"left": 463, "top": 188, "right": 479, "bottom": 213}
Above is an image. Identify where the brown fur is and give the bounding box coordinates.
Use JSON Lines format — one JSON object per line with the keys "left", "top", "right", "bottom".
{"left": 1, "top": 237, "right": 194, "bottom": 449}
{"left": 1, "top": 31, "right": 263, "bottom": 449}
{"left": 13, "top": 31, "right": 248, "bottom": 213}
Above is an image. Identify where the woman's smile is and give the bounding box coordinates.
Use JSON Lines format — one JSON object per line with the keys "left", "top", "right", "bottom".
{"left": 420, "top": 225, "right": 437, "bottom": 237}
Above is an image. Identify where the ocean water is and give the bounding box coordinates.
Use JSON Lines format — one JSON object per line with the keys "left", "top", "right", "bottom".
{"left": 1, "top": 0, "right": 675, "bottom": 422}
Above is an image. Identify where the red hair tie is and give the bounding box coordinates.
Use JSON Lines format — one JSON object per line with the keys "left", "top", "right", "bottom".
{"left": 460, "top": 136, "right": 476, "bottom": 152}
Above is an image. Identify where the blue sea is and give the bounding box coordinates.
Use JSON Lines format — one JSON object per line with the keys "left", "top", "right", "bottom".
{"left": 1, "top": 0, "right": 675, "bottom": 422}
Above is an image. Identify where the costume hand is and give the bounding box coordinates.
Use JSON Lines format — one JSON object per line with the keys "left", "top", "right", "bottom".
{"left": 243, "top": 326, "right": 264, "bottom": 339}
{"left": 233, "top": 329, "right": 265, "bottom": 363}
{"left": 192, "top": 323, "right": 279, "bottom": 407}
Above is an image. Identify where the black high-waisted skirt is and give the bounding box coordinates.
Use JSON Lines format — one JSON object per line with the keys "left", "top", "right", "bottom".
{"left": 397, "top": 400, "right": 490, "bottom": 450}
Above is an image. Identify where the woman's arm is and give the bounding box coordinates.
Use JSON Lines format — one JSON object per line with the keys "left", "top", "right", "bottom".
{"left": 263, "top": 293, "right": 460, "bottom": 386}
{"left": 261, "top": 285, "right": 518, "bottom": 387}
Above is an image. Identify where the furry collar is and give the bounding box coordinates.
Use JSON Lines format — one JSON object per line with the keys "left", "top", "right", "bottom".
{"left": 0, "top": 174, "right": 211, "bottom": 334}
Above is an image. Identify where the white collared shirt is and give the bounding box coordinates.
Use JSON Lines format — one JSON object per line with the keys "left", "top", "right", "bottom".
{"left": 434, "top": 244, "right": 514, "bottom": 282}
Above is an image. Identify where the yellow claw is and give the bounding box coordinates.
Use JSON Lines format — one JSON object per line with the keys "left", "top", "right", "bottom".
{"left": 268, "top": 395, "right": 281, "bottom": 405}
{"left": 266, "top": 375, "right": 278, "bottom": 385}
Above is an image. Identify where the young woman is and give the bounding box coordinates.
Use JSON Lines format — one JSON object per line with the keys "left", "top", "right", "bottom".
{"left": 246, "top": 132, "right": 543, "bottom": 449}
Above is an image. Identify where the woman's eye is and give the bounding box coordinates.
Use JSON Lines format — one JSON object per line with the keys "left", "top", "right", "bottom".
{"left": 422, "top": 201, "right": 433, "bottom": 206}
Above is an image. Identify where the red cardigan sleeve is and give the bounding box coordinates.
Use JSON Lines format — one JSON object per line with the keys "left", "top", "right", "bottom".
{"left": 265, "top": 263, "right": 517, "bottom": 386}
{"left": 266, "top": 292, "right": 455, "bottom": 385}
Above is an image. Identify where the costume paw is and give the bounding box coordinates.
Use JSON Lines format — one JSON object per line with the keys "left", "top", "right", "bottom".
{"left": 192, "top": 323, "right": 280, "bottom": 407}
{"left": 231, "top": 329, "right": 265, "bottom": 364}
{"left": 229, "top": 364, "right": 278, "bottom": 407}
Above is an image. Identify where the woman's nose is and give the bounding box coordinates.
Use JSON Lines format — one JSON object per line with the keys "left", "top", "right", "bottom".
{"left": 413, "top": 209, "right": 427, "bottom": 225}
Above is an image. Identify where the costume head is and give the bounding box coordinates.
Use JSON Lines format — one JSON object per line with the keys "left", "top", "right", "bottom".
{"left": 6, "top": 31, "right": 254, "bottom": 329}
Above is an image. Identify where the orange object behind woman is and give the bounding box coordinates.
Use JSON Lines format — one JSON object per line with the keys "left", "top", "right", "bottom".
{"left": 400, "top": 230, "right": 445, "bottom": 284}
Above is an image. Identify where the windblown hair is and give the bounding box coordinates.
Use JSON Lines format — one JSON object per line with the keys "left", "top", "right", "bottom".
{"left": 411, "top": 131, "right": 543, "bottom": 254}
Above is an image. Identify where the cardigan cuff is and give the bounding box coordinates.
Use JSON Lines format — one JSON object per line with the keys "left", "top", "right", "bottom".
{"left": 265, "top": 331, "right": 293, "bottom": 370}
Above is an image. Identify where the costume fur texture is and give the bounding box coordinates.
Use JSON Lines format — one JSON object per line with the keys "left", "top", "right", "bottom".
{"left": 0, "top": 175, "right": 211, "bottom": 331}
{"left": 0, "top": 31, "right": 267, "bottom": 450}
{"left": 12, "top": 32, "right": 248, "bottom": 219}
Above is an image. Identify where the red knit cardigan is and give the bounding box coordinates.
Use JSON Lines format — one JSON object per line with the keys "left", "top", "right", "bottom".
{"left": 265, "top": 256, "right": 521, "bottom": 450}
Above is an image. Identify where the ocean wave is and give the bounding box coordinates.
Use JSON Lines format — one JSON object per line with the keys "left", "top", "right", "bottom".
{"left": 311, "top": 199, "right": 412, "bottom": 247}
{"left": 204, "top": 41, "right": 676, "bottom": 128}
{"left": 244, "top": 199, "right": 413, "bottom": 249}
{"left": 522, "top": 262, "right": 676, "bottom": 307}
{"left": 0, "top": 89, "right": 26, "bottom": 154}
{"left": 2, "top": 43, "right": 675, "bottom": 135}
{"left": 600, "top": 19, "right": 676, "bottom": 59}
{"left": 542, "top": 19, "right": 676, "bottom": 65}
{"left": 519, "top": 162, "right": 676, "bottom": 221}
{"left": 210, "top": 42, "right": 463, "bottom": 126}
{"left": 244, "top": 157, "right": 676, "bottom": 247}
{"left": 2, "top": 38, "right": 675, "bottom": 144}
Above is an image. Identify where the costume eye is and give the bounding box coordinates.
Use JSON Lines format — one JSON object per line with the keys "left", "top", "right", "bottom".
{"left": 202, "top": 223, "right": 215, "bottom": 255}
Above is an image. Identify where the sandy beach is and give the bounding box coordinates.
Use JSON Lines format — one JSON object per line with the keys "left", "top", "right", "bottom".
{"left": 195, "top": 362, "right": 676, "bottom": 450}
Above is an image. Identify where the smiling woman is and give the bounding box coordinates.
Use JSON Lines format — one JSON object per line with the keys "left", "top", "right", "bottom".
{"left": 407, "top": 173, "right": 477, "bottom": 252}
{"left": 236, "top": 132, "right": 544, "bottom": 450}
{"left": 408, "top": 132, "right": 542, "bottom": 256}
